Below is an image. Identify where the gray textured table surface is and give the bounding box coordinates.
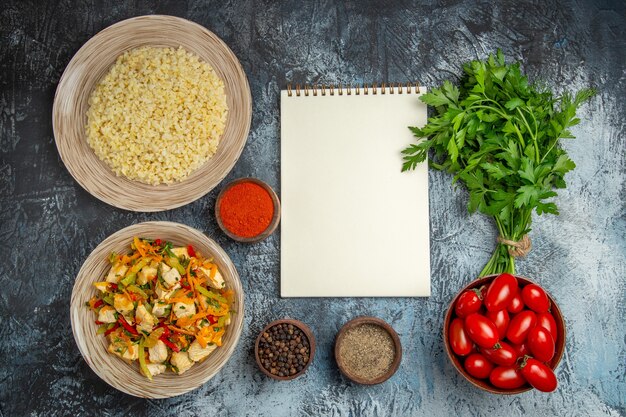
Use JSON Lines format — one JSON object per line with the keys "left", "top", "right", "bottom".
{"left": 1, "top": 1, "right": 624, "bottom": 416}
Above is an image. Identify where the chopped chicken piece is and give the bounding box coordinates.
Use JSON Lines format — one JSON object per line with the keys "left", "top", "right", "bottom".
{"left": 148, "top": 340, "right": 168, "bottom": 363}
{"left": 106, "top": 263, "right": 129, "bottom": 283}
{"left": 152, "top": 300, "right": 171, "bottom": 317}
{"left": 137, "top": 263, "right": 158, "bottom": 285}
{"left": 171, "top": 247, "right": 189, "bottom": 259}
{"left": 97, "top": 305, "right": 117, "bottom": 323}
{"left": 197, "top": 266, "right": 225, "bottom": 289}
{"left": 108, "top": 342, "right": 138, "bottom": 361}
{"left": 188, "top": 340, "right": 217, "bottom": 362}
{"left": 155, "top": 281, "right": 180, "bottom": 300}
{"left": 135, "top": 304, "right": 156, "bottom": 333}
{"left": 113, "top": 293, "right": 134, "bottom": 316}
{"left": 144, "top": 363, "right": 166, "bottom": 377}
{"left": 159, "top": 263, "right": 181, "bottom": 289}
{"left": 170, "top": 351, "right": 194, "bottom": 374}
{"left": 173, "top": 300, "right": 196, "bottom": 319}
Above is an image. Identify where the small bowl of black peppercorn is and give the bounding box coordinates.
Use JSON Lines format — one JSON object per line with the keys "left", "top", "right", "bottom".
{"left": 254, "top": 319, "right": 316, "bottom": 380}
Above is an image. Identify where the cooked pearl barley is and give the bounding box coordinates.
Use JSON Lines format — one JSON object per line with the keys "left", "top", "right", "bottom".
{"left": 86, "top": 46, "right": 228, "bottom": 185}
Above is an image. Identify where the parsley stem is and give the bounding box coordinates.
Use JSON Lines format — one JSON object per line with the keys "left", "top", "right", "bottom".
{"left": 403, "top": 52, "right": 594, "bottom": 279}
{"left": 516, "top": 108, "right": 539, "bottom": 163}
{"left": 512, "top": 123, "right": 526, "bottom": 149}
{"left": 479, "top": 248, "right": 499, "bottom": 277}
{"left": 468, "top": 104, "right": 510, "bottom": 120}
{"left": 473, "top": 97, "right": 508, "bottom": 114}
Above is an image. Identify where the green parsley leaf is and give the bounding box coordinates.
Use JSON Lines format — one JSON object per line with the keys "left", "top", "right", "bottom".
{"left": 402, "top": 50, "right": 595, "bottom": 276}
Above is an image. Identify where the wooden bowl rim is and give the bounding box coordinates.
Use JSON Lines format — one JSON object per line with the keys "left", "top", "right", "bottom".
{"left": 334, "top": 316, "right": 403, "bottom": 385}
{"left": 52, "top": 15, "right": 252, "bottom": 212}
{"left": 69, "top": 221, "right": 245, "bottom": 398}
{"left": 254, "top": 319, "right": 316, "bottom": 381}
{"left": 215, "top": 177, "right": 281, "bottom": 243}
{"left": 443, "top": 274, "right": 566, "bottom": 395}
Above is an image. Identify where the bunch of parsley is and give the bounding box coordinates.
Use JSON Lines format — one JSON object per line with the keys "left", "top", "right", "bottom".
{"left": 402, "top": 51, "right": 595, "bottom": 276}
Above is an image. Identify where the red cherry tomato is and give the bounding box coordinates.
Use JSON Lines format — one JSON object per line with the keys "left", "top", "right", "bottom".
{"left": 520, "top": 358, "right": 558, "bottom": 392}
{"left": 489, "top": 366, "right": 527, "bottom": 389}
{"left": 449, "top": 318, "right": 473, "bottom": 356}
{"left": 464, "top": 313, "right": 500, "bottom": 348}
{"left": 536, "top": 312, "right": 558, "bottom": 342}
{"left": 507, "top": 293, "right": 524, "bottom": 314}
{"left": 527, "top": 326, "right": 555, "bottom": 362}
{"left": 521, "top": 284, "right": 550, "bottom": 313}
{"left": 506, "top": 310, "right": 537, "bottom": 344}
{"left": 485, "top": 273, "right": 519, "bottom": 312}
{"left": 511, "top": 342, "right": 530, "bottom": 359}
{"left": 481, "top": 341, "right": 517, "bottom": 366}
{"left": 464, "top": 353, "right": 494, "bottom": 379}
{"left": 486, "top": 309, "right": 510, "bottom": 339}
{"left": 455, "top": 289, "right": 483, "bottom": 318}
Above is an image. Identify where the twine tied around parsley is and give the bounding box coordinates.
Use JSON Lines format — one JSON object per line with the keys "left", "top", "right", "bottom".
{"left": 497, "top": 235, "right": 532, "bottom": 258}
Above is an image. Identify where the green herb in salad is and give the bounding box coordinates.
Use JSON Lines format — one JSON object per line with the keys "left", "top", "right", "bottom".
{"left": 87, "top": 237, "right": 234, "bottom": 379}
{"left": 402, "top": 50, "right": 595, "bottom": 276}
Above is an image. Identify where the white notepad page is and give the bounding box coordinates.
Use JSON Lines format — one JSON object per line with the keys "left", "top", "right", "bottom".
{"left": 280, "top": 87, "right": 430, "bottom": 297}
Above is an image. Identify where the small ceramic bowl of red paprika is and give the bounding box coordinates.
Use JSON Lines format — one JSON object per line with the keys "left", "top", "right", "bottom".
{"left": 215, "top": 177, "right": 281, "bottom": 243}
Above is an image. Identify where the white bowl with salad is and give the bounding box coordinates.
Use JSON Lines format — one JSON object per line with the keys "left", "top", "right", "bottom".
{"left": 70, "top": 221, "right": 244, "bottom": 398}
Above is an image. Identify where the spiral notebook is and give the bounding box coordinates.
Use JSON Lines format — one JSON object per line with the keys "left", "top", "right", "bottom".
{"left": 280, "top": 83, "right": 430, "bottom": 297}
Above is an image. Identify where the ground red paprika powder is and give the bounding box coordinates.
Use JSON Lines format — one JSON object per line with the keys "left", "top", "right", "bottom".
{"left": 219, "top": 181, "right": 275, "bottom": 238}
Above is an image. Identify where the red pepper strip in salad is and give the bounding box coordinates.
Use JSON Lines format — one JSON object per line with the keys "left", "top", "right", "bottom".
{"left": 117, "top": 315, "right": 139, "bottom": 336}
{"left": 160, "top": 336, "right": 180, "bottom": 352}
{"left": 207, "top": 315, "right": 218, "bottom": 325}
{"left": 109, "top": 283, "right": 118, "bottom": 291}
{"left": 93, "top": 299, "right": 104, "bottom": 309}
{"left": 187, "top": 244, "right": 196, "bottom": 258}
{"left": 104, "top": 324, "right": 120, "bottom": 336}
{"left": 95, "top": 320, "right": 104, "bottom": 325}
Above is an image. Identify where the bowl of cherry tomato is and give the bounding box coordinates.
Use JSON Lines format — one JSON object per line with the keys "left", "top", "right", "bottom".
{"left": 443, "top": 274, "right": 565, "bottom": 394}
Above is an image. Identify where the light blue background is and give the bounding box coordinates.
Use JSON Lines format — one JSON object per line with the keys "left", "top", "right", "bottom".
{"left": 0, "top": 0, "right": 624, "bottom": 415}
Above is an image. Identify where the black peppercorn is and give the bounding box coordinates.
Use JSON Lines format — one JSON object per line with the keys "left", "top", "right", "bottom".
{"left": 258, "top": 322, "right": 311, "bottom": 378}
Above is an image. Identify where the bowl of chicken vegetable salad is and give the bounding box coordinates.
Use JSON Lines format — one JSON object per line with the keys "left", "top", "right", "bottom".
{"left": 70, "top": 221, "right": 244, "bottom": 398}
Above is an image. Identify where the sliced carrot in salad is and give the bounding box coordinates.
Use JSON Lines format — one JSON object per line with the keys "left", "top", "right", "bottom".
{"left": 87, "top": 237, "right": 233, "bottom": 379}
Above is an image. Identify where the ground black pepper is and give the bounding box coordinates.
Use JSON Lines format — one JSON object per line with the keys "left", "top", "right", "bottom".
{"left": 258, "top": 323, "right": 310, "bottom": 377}
{"left": 337, "top": 323, "right": 396, "bottom": 381}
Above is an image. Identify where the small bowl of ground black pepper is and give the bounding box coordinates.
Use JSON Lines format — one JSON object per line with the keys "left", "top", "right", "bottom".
{"left": 215, "top": 177, "right": 280, "bottom": 243}
{"left": 334, "top": 316, "right": 402, "bottom": 385}
{"left": 255, "top": 319, "right": 316, "bottom": 380}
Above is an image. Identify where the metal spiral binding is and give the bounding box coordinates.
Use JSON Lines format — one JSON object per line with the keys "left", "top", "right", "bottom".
{"left": 286, "top": 82, "right": 420, "bottom": 96}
